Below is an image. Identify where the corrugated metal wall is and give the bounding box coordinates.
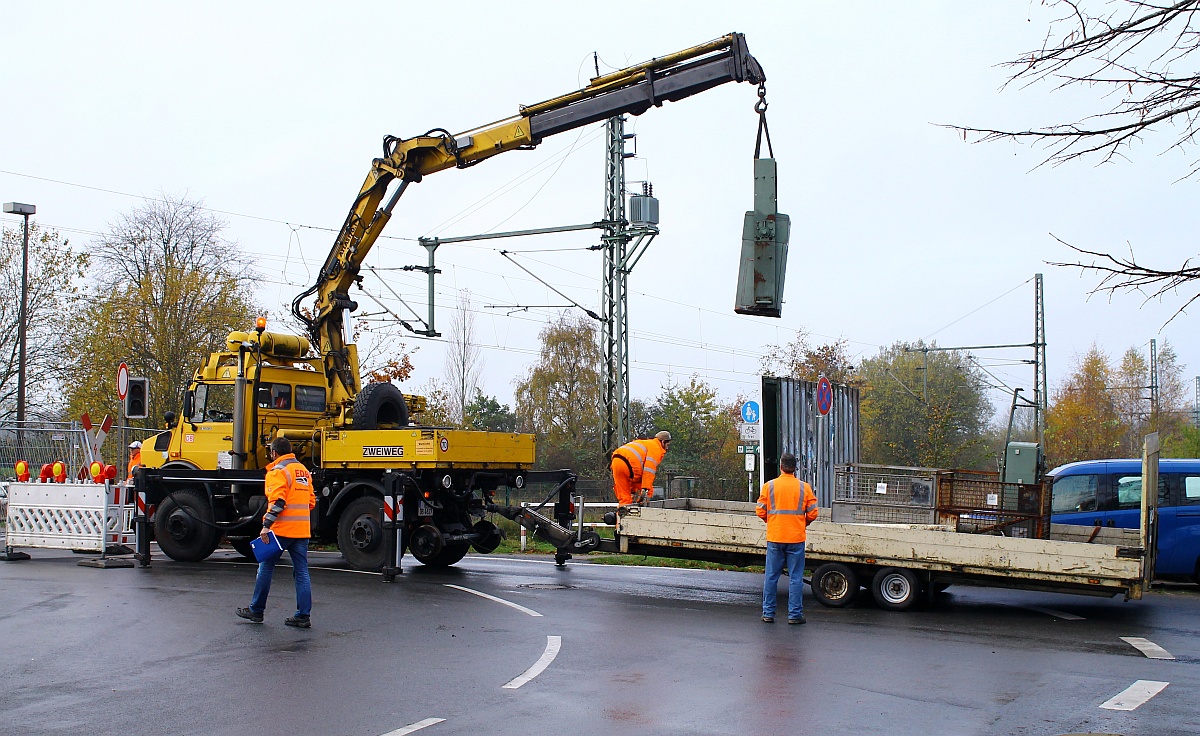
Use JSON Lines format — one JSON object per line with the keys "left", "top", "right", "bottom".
{"left": 762, "top": 376, "right": 860, "bottom": 507}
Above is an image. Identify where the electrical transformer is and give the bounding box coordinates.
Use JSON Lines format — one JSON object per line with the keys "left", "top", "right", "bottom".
{"left": 734, "top": 157, "right": 789, "bottom": 317}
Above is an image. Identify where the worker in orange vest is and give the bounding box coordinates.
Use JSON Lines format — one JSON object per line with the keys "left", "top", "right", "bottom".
{"left": 610, "top": 431, "right": 671, "bottom": 507}
{"left": 757, "top": 452, "right": 818, "bottom": 624}
{"left": 237, "top": 436, "right": 316, "bottom": 628}
{"left": 126, "top": 440, "right": 142, "bottom": 482}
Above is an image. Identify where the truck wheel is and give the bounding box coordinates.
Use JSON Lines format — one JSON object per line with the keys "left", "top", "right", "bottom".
{"left": 423, "top": 544, "right": 469, "bottom": 567}
{"left": 337, "top": 496, "right": 386, "bottom": 571}
{"left": 229, "top": 538, "right": 255, "bottom": 560}
{"left": 352, "top": 382, "right": 409, "bottom": 430}
{"left": 811, "top": 563, "right": 859, "bottom": 608}
{"left": 872, "top": 567, "right": 920, "bottom": 611}
{"left": 471, "top": 520, "right": 504, "bottom": 554}
{"left": 155, "top": 489, "right": 219, "bottom": 562}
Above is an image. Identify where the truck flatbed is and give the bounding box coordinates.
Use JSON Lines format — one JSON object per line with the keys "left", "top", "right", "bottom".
{"left": 603, "top": 497, "right": 1149, "bottom": 610}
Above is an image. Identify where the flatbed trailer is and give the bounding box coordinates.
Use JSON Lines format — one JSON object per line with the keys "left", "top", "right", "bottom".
{"left": 598, "top": 498, "right": 1153, "bottom": 611}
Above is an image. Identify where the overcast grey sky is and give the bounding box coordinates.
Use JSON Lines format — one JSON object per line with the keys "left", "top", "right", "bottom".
{"left": 3, "top": 2, "right": 1197, "bottom": 419}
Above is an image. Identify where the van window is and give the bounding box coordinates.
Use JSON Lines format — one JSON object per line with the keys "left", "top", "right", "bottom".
{"left": 295, "top": 385, "right": 326, "bottom": 413}
{"left": 1182, "top": 476, "right": 1200, "bottom": 505}
{"left": 1113, "top": 474, "right": 1171, "bottom": 509}
{"left": 1052, "top": 474, "right": 1100, "bottom": 513}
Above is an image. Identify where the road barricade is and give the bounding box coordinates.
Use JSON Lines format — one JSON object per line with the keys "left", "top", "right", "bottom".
{"left": 3, "top": 480, "right": 136, "bottom": 567}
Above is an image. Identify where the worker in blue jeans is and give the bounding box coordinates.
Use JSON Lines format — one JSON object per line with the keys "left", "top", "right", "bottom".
{"left": 757, "top": 452, "right": 819, "bottom": 624}
{"left": 237, "top": 436, "right": 316, "bottom": 627}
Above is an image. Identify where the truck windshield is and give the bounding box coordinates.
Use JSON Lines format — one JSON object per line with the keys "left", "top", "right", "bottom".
{"left": 190, "top": 383, "right": 234, "bottom": 423}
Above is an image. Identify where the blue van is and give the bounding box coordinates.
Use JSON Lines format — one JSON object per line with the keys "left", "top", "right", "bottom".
{"left": 1049, "top": 458, "right": 1200, "bottom": 583}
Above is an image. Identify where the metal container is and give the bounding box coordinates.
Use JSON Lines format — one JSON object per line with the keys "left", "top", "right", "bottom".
{"left": 762, "top": 376, "right": 860, "bottom": 506}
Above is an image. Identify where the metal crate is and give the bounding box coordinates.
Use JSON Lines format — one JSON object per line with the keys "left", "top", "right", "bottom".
{"left": 832, "top": 464, "right": 937, "bottom": 524}
{"left": 936, "top": 469, "right": 1051, "bottom": 538}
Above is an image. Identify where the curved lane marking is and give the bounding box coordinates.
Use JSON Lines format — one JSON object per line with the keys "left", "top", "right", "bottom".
{"left": 1120, "top": 636, "right": 1175, "bottom": 660}
{"left": 1100, "top": 680, "right": 1169, "bottom": 711}
{"left": 503, "top": 635, "right": 561, "bottom": 689}
{"left": 381, "top": 717, "right": 445, "bottom": 735}
{"left": 444, "top": 584, "right": 543, "bottom": 617}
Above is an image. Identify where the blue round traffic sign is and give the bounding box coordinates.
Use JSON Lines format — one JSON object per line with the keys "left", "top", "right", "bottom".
{"left": 816, "top": 376, "right": 833, "bottom": 416}
{"left": 740, "top": 400, "right": 760, "bottom": 423}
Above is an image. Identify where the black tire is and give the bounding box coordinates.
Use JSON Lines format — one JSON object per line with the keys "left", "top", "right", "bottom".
{"left": 470, "top": 520, "right": 504, "bottom": 554}
{"left": 872, "top": 567, "right": 920, "bottom": 611}
{"left": 155, "top": 489, "right": 219, "bottom": 562}
{"left": 422, "top": 543, "right": 469, "bottom": 568}
{"left": 337, "top": 496, "right": 387, "bottom": 571}
{"left": 352, "top": 382, "right": 409, "bottom": 430}
{"left": 229, "top": 538, "right": 255, "bottom": 560}
{"left": 811, "top": 563, "right": 860, "bottom": 608}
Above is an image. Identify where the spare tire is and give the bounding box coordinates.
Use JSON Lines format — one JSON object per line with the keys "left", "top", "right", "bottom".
{"left": 352, "top": 382, "right": 409, "bottom": 430}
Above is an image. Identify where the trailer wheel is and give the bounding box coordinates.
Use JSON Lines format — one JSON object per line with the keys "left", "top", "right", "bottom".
{"left": 337, "top": 496, "right": 386, "bottom": 571}
{"left": 872, "top": 567, "right": 920, "bottom": 611}
{"left": 155, "top": 489, "right": 219, "bottom": 562}
{"left": 811, "top": 563, "right": 859, "bottom": 608}
{"left": 352, "top": 382, "right": 409, "bottom": 430}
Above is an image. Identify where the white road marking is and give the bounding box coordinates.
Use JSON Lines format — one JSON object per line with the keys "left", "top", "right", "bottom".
{"left": 1120, "top": 636, "right": 1175, "bottom": 660}
{"left": 1099, "top": 680, "right": 1169, "bottom": 711}
{"left": 1021, "top": 605, "right": 1084, "bottom": 620}
{"left": 381, "top": 717, "right": 445, "bottom": 735}
{"left": 503, "top": 635, "right": 561, "bottom": 689}
{"left": 443, "top": 584, "right": 543, "bottom": 617}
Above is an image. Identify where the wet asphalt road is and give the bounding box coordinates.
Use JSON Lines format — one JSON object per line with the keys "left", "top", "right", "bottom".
{"left": 1, "top": 545, "right": 1199, "bottom": 736}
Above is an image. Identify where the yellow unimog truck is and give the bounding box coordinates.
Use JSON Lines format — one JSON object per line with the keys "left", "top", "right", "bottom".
{"left": 134, "top": 33, "right": 768, "bottom": 571}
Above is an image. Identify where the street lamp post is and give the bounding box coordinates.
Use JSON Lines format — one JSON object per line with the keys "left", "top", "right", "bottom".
{"left": 3, "top": 202, "right": 35, "bottom": 424}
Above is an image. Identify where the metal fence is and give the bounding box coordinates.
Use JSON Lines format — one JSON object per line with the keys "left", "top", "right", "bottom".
{"left": 0, "top": 422, "right": 159, "bottom": 481}
{"left": 0, "top": 423, "right": 94, "bottom": 480}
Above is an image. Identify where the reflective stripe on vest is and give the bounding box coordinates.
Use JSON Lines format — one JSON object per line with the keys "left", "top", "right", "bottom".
{"left": 766, "top": 480, "right": 805, "bottom": 515}
{"left": 271, "top": 458, "right": 311, "bottom": 523}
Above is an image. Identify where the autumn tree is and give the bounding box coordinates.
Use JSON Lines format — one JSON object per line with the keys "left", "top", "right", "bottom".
{"left": 1046, "top": 345, "right": 1124, "bottom": 465}
{"left": 443, "top": 289, "right": 483, "bottom": 424}
{"left": 857, "top": 341, "right": 993, "bottom": 469}
{"left": 463, "top": 390, "right": 517, "bottom": 432}
{"left": 652, "top": 376, "right": 743, "bottom": 498}
{"left": 411, "top": 378, "right": 456, "bottom": 427}
{"left": 1113, "top": 346, "right": 1151, "bottom": 455}
{"left": 957, "top": 1, "right": 1200, "bottom": 316}
{"left": 63, "top": 195, "right": 259, "bottom": 427}
{"left": 760, "top": 329, "right": 859, "bottom": 385}
{"left": 0, "top": 222, "right": 89, "bottom": 421}
{"left": 513, "top": 312, "right": 603, "bottom": 475}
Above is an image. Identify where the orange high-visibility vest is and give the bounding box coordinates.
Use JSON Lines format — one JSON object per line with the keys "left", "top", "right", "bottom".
{"left": 262, "top": 454, "right": 315, "bottom": 538}
{"left": 756, "top": 472, "right": 818, "bottom": 543}
{"left": 612, "top": 438, "right": 667, "bottom": 493}
{"left": 127, "top": 450, "right": 142, "bottom": 481}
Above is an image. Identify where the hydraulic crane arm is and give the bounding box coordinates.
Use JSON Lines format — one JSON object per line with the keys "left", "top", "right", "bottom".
{"left": 294, "top": 33, "right": 765, "bottom": 418}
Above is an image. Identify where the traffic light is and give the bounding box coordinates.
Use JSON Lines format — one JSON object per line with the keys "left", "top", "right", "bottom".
{"left": 125, "top": 377, "right": 149, "bottom": 419}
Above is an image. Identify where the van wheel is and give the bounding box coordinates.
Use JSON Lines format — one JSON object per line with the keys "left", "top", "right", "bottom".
{"left": 352, "top": 382, "right": 409, "bottom": 430}
{"left": 811, "top": 563, "right": 859, "bottom": 608}
{"left": 1192, "top": 557, "right": 1200, "bottom": 586}
{"left": 872, "top": 567, "right": 920, "bottom": 611}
